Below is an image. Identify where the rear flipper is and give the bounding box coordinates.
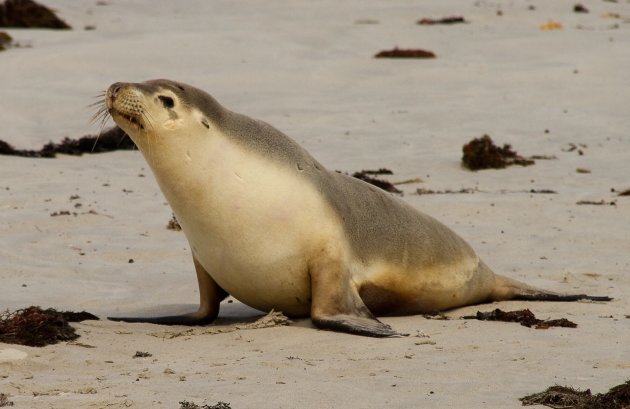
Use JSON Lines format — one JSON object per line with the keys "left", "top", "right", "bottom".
{"left": 513, "top": 293, "right": 612, "bottom": 302}
{"left": 490, "top": 275, "right": 612, "bottom": 303}
{"left": 108, "top": 256, "right": 228, "bottom": 326}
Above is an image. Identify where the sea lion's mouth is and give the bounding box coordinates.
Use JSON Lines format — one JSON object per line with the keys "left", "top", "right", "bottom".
{"left": 107, "top": 104, "right": 146, "bottom": 131}
{"left": 116, "top": 111, "right": 144, "bottom": 130}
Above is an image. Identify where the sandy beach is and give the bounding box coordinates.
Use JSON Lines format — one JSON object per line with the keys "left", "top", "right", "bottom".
{"left": 1, "top": 1, "right": 629, "bottom": 407}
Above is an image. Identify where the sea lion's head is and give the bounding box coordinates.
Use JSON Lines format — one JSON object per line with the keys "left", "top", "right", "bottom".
{"left": 102, "top": 79, "right": 223, "bottom": 152}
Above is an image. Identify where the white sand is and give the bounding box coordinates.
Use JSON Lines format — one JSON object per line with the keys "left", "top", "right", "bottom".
{"left": 1, "top": 0, "right": 629, "bottom": 407}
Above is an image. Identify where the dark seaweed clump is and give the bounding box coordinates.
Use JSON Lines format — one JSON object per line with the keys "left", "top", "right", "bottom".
{"left": 179, "top": 402, "right": 231, "bottom": 409}
{"left": 351, "top": 168, "right": 402, "bottom": 194}
{"left": 374, "top": 47, "right": 436, "bottom": 59}
{"left": 0, "top": 306, "right": 98, "bottom": 347}
{"left": 0, "top": 0, "right": 71, "bottom": 29}
{"left": 521, "top": 380, "right": 630, "bottom": 408}
{"left": 417, "top": 16, "right": 466, "bottom": 25}
{"left": 462, "top": 134, "right": 534, "bottom": 170}
{"left": 0, "top": 30, "right": 12, "bottom": 50}
{"left": 0, "top": 126, "right": 134, "bottom": 158}
{"left": 462, "top": 308, "right": 577, "bottom": 329}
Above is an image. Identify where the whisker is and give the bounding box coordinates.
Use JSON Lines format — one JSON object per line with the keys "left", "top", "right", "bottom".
{"left": 89, "top": 106, "right": 109, "bottom": 125}
{"left": 92, "top": 111, "right": 110, "bottom": 153}
{"left": 87, "top": 91, "right": 111, "bottom": 154}
{"left": 88, "top": 99, "right": 106, "bottom": 108}
{"left": 141, "top": 109, "right": 154, "bottom": 131}
{"left": 141, "top": 113, "right": 152, "bottom": 160}
{"left": 91, "top": 133, "right": 100, "bottom": 153}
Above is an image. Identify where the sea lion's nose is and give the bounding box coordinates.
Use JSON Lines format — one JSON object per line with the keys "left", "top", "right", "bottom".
{"left": 108, "top": 82, "right": 123, "bottom": 98}
{"left": 106, "top": 82, "right": 126, "bottom": 109}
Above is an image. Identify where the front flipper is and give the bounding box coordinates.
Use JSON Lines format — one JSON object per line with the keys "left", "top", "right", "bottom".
{"left": 309, "top": 247, "right": 407, "bottom": 338}
{"left": 108, "top": 256, "right": 228, "bottom": 326}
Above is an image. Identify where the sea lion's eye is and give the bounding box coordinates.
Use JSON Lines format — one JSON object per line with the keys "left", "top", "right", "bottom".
{"left": 158, "top": 95, "right": 175, "bottom": 109}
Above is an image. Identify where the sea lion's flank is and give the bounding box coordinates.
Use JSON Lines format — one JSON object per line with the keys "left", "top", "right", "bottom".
{"left": 102, "top": 79, "right": 610, "bottom": 337}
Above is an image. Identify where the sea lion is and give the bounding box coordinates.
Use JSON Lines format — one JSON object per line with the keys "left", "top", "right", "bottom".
{"left": 101, "top": 79, "right": 610, "bottom": 337}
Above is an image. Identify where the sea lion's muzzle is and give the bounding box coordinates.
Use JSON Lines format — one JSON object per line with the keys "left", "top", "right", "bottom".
{"left": 106, "top": 83, "right": 146, "bottom": 130}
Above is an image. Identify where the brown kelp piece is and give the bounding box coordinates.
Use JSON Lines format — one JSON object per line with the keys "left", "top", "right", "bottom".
{"left": 416, "top": 187, "right": 477, "bottom": 195}
{"left": 167, "top": 214, "right": 182, "bottom": 231}
{"left": 418, "top": 16, "right": 466, "bottom": 25}
{"left": 351, "top": 169, "right": 402, "bottom": 194}
{"left": 576, "top": 200, "right": 616, "bottom": 206}
{"left": 179, "top": 401, "right": 232, "bottom": 409}
{"left": 573, "top": 4, "right": 589, "bottom": 13}
{"left": 0, "top": 306, "right": 98, "bottom": 347}
{"left": 521, "top": 380, "right": 630, "bottom": 408}
{"left": 0, "top": 0, "right": 71, "bottom": 29}
{"left": 0, "top": 126, "right": 134, "bottom": 158}
{"left": 462, "top": 308, "right": 577, "bottom": 329}
{"left": 0, "top": 30, "right": 12, "bottom": 50}
{"left": 521, "top": 385, "right": 592, "bottom": 408}
{"left": 462, "top": 134, "right": 534, "bottom": 170}
{"left": 0, "top": 393, "right": 14, "bottom": 407}
{"left": 375, "top": 47, "right": 436, "bottom": 59}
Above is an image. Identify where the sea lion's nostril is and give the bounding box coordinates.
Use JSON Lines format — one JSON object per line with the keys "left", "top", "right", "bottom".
{"left": 109, "top": 82, "right": 122, "bottom": 97}
{"left": 108, "top": 82, "right": 124, "bottom": 99}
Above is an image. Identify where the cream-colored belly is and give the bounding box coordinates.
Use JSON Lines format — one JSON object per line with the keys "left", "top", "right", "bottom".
{"left": 152, "top": 137, "right": 341, "bottom": 316}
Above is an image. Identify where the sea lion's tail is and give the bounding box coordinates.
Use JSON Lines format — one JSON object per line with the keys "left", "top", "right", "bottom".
{"left": 490, "top": 274, "right": 612, "bottom": 303}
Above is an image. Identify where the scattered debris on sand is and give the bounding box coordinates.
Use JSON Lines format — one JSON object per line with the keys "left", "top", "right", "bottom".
{"left": 150, "top": 310, "right": 292, "bottom": 339}
{"left": 562, "top": 143, "right": 587, "bottom": 155}
{"left": 355, "top": 168, "right": 393, "bottom": 176}
{"left": 0, "top": 0, "right": 71, "bottom": 29}
{"left": 0, "top": 126, "right": 134, "bottom": 158}
{"left": 179, "top": 401, "right": 231, "bottom": 409}
{"left": 576, "top": 200, "right": 616, "bottom": 206}
{"left": 50, "top": 210, "right": 74, "bottom": 217}
{"left": 417, "top": 16, "right": 466, "bottom": 25}
{"left": 614, "top": 188, "right": 630, "bottom": 196}
{"left": 351, "top": 168, "right": 403, "bottom": 194}
{"left": 528, "top": 189, "right": 557, "bottom": 194}
{"left": 416, "top": 187, "right": 557, "bottom": 195}
{"left": 462, "top": 309, "right": 577, "bottom": 329}
{"left": 354, "top": 18, "right": 379, "bottom": 25}
{"left": 573, "top": 4, "right": 589, "bottom": 13}
{"left": 540, "top": 21, "right": 563, "bottom": 31}
{"left": 529, "top": 154, "right": 557, "bottom": 160}
{"left": 392, "top": 177, "right": 423, "bottom": 185}
{"left": 133, "top": 351, "right": 152, "bottom": 358}
{"left": 462, "top": 134, "right": 534, "bottom": 170}
{"left": 0, "top": 306, "right": 98, "bottom": 347}
{"left": 167, "top": 214, "right": 182, "bottom": 231}
{"left": 521, "top": 380, "right": 630, "bottom": 408}
{"left": 416, "top": 187, "right": 477, "bottom": 195}
{"left": 375, "top": 47, "right": 436, "bottom": 59}
{"left": 0, "top": 393, "right": 14, "bottom": 407}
